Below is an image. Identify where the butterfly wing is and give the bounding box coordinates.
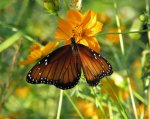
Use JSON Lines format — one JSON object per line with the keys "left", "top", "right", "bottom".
{"left": 26, "top": 45, "right": 81, "bottom": 90}
{"left": 77, "top": 44, "right": 113, "bottom": 86}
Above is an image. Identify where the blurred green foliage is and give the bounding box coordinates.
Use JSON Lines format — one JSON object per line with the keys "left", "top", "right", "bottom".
{"left": 0, "top": 0, "right": 150, "bottom": 119}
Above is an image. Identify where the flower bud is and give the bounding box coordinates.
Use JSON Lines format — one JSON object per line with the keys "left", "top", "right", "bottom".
{"left": 139, "top": 14, "right": 149, "bottom": 23}
{"left": 44, "top": 0, "right": 59, "bottom": 14}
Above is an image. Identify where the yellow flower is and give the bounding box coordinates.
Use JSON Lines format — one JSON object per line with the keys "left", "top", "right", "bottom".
{"left": 14, "top": 86, "right": 30, "bottom": 98}
{"left": 106, "top": 27, "right": 125, "bottom": 45}
{"left": 76, "top": 100, "right": 100, "bottom": 119}
{"left": 131, "top": 58, "right": 141, "bottom": 77}
{"left": 18, "top": 42, "right": 59, "bottom": 65}
{"left": 55, "top": 10, "right": 103, "bottom": 52}
{"left": 97, "top": 12, "right": 111, "bottom": 25}
{"left": 106, "top": 28, "right": 120, "bottom": 44}
{"left": 101, "top": 79, "right": 129, "bottom": 100}
{"left": 136, "top": 103, "right": 149, "bottom": 118}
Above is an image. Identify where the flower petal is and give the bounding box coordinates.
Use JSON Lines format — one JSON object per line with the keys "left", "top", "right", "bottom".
{"left": 79, "top": 39, "right": 89, "bottom": 46}
{"left": 41, "top": 42, "right": 59, "bottom": 56}
{"left": 30, "top": 50, "right": 42, "bottom": 59}
{"left": 91, "top": 21, "right": 103, "bottom": 34}
{"left": 66, "top": 10, "right": 83, "bottom": 25}
{"left": 82, "top": 10, "right": 97, "bottom": 30}
{"left": 64, "top": 40, "right": 71, "bottom": 45}
{"left": 55, "top": 10, "right": 103, "bottom": 47}
{"left": 55, "top": 29, "right": 70, "bottom": 40}
{"left": 84, "top": 21, "right": 103, "bottom": 37}
{"left": 18, "top": 59, "right": 36, "bottom": 65}
{"left": 29, "top": 43, "right": 41, "bottom": 52}
{"left": 82, "top": 37, "right": 101, "bottom": 52}
{"left": 57, "top": 18, "right": 73, "bottom": 37}
{"left": 18, "top": 50, "right": 42, "bottom": 65}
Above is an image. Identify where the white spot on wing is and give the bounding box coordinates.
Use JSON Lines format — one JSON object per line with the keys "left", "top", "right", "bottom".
{"left": 45, "top": 62, "right": 48, "bottom": 65}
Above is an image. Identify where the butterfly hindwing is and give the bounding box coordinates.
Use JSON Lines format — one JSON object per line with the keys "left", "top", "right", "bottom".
{"left": 26, "top": 45, "right": 81, "bottom": 90}
{"left": 77, "top": 44, "right": 113, "bottom": 86}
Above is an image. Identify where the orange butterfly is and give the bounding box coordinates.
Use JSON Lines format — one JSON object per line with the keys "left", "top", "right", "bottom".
{"left": 27, "top": 37, "right": 113, "bottom": 90}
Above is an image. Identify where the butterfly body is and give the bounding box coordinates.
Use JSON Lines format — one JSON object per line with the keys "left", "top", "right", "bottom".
{"left": 27, "top": 38, "right": 113, "bottom": 90}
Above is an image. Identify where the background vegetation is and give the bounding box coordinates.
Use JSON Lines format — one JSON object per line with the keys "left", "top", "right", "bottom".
{"left": 0, "top": 0, "right": 149, "bottom": 119}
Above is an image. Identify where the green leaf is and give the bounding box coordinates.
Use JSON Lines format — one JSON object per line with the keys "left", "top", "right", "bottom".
{"left": 0, "top": 32, "right": 22, "bottom": 52}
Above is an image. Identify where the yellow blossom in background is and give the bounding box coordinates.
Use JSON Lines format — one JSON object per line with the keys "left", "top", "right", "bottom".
{"left": 14, "top": 86, "right": 30, "bottom": 98}
{"left": 76, "top": 100, "right": 100, "bottom": 119}
{"left": 106, "top": 27, "right": 125, "bottom": 45}
{"left": 18, "top": 42, "right": 59, "bottom": 65}
{"left": 55, "top": 10, "right": 103, "bottom": 52}
{"left": 131, "top": 58, "right": 141, "bottom": 77}
{"left": 97, "top": 12, "right": 111, "bottom": 25}
{"left": 136, "top": 103, "right": 149, "bottom": 119}
{"left": 101, "top": 79, "right": 129, "bottom": 100}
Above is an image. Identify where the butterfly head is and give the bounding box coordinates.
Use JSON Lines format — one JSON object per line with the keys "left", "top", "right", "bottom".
{"left": 70, "top": 37, "right": 76, "bottom": 45}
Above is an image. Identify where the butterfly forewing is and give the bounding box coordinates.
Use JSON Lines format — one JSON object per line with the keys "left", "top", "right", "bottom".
{"left": 26, "top": 45, "right": 81, "bottom": 90}
{"left": 77, "top": 44, "right": 113, "bottom": 86}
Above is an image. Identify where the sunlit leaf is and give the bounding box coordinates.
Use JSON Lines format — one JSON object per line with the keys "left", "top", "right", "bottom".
{"left": 0, "top": 32, "right": 22, "bottom": 52}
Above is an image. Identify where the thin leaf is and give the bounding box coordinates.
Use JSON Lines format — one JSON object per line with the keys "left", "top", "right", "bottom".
{"left": 0, "top": 32, "right": 22, "bottom": 52}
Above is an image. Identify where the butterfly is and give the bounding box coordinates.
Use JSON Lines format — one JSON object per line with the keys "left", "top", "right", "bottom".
{"left": 26, "top": 37, "right": 113, "bottom": 90}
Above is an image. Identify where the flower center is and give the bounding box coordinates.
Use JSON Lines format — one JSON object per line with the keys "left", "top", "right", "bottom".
{"left": 72, "top": 24, "right": 83, "bottom": 42}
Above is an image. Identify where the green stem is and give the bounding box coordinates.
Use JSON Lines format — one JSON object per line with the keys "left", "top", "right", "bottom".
{"left": 56, "top": 90, "right": 63, "bottom": 119}
{"left": 0, "top": 22, "right": 36, "bottom": 43}
{"left": 127, "top": 77, "right": 138, "bottom": 119}
{"left": 15, "top": 0, "right": 29, "bottom": 25}
{"left": 145, "top": 0, "right": 149, "bottom": 14}
{"left": 145, "top": 0, "right": 150, "bottom": 45}
{"left": 23, "top": 34, "right": 36, "bottom": 43}
{"left": 113, "top": 1, "right": 138, "bottom": 119}
{"left": 113, "top": 1, "right": 125, "bottom": 55}
{"left": 133, "top": 91, "right": 146, "bottom": 104}
{"left": 143, "top": 0, "right": 150, "bottom": 114}
{"left": 100, "top": 29, "right": 150, "bottom": 35}
{"left": 64, "top": 92, "right": 84, "bottom": 119}
{"left": 90, "top": 88, "right": 107, "bottom": 119}
{"left": 105, "top": 77, "right": 129, "bottom": 119}
{"left": 108, "top": 102, "right": 113, "bottom": 119}
{"left": 0, "top": 41, "right": 22, "bottom": 114}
